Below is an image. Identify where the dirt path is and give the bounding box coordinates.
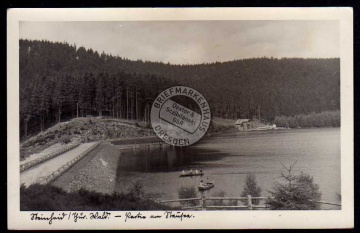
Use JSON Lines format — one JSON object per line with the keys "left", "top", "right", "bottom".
{"left": 20, "top": 142, "right": 75, "bottom": 165}
{"left": 20, "top": 142, "right": 97, "bottom": 187}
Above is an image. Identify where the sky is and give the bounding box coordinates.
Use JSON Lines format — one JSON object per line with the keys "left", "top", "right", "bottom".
{"left": 20, "top": 21, "right": 340, "bottom": 64}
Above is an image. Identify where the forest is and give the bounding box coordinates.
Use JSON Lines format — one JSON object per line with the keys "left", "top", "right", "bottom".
{"left": 20, "top": 39, "right": 340, "bottom": 139}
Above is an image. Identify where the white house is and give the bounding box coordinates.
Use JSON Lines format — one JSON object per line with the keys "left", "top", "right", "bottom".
{"left": 235, "top": 119, "right": 251, "bottom": 131}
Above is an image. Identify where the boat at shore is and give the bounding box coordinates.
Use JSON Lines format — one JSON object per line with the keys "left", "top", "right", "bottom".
{"left": 247, "top": 125, "right": 290, "bottom": 131}
{"left": 247, "top": 125, "right": 276, "bottom": 131}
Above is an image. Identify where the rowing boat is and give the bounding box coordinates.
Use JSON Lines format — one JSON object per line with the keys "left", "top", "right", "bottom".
{"left": 198, "top": 181, "right": 214, "bottom": 191}
{"left": 179, "top": 172, "right": 204, "bottom": 177}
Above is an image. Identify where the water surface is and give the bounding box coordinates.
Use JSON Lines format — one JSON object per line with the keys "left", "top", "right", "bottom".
{"left": 114, "top": 128, "right": 341, "bottom": 209}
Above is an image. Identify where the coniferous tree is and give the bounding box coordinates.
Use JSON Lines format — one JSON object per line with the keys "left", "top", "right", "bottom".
{"left": 266, "top": 162, "right": 322, "bottom": 210}
{"left": 241, "top": 173, "right": 262, "bottom": 205}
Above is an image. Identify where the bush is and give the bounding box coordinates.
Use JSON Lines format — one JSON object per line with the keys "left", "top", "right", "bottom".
{"left": 228, "top": 199, "right": 238, "bottom": 207}
{"left": 20, "top": 183, "right": 172, "bottom": 211}
{"left": 274, "top": 116, "right": 289, "bottom": 128}
{"left": 61, "top": 136, "right": 71, "bottom": 144}
{"left": 211, "top": 190, "right": 226, "bottom": 206}
{"left": 266, "top": 162, "right": 322, "bottom": 210}
{"left": 127, "top": 180, "right": 145, "bottom": 198}
{"left": 177, "top": 186, "right": 198, "bottom": 207}
{"left": 46, "top": 134, "right": 55, "bottom": 140}
{"left": 241, "top": 173, "right": 262, "bottom": 205}
{"left": 33, "top": 135, "right": 46, "bottom": 144}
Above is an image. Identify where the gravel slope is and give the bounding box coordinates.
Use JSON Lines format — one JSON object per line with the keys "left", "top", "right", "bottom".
{"left": 52, "top": 142, "right": 121, "bottom": 194}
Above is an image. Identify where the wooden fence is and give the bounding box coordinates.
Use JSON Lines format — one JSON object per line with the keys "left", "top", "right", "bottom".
{"left": 160, "top": 195, "right": 341, "bottom": 210}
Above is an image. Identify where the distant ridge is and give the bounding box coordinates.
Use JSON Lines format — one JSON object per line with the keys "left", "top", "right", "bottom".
{"left": 20, "top": 39, "right": 340, "bottom": 139}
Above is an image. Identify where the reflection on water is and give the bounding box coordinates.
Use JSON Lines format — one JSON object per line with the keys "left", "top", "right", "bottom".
{"left": 117, "top": 147, "right": 228, "bottom": 172}
{"left": 114, "top": 128, "right": 341, "bottom": 209}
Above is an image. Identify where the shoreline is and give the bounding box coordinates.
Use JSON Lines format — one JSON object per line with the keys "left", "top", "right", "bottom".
{"left": 19, "top": 115, "right": 340, "bottom": 164}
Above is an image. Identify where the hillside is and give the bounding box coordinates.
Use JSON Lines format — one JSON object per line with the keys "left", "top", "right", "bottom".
{"left": 20, "top": 39, "right": 340, "bottom": 139}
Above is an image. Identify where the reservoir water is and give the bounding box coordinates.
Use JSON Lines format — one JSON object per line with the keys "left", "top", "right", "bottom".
{"left": 114, "top": 128, "right": 341, "bottom": 209}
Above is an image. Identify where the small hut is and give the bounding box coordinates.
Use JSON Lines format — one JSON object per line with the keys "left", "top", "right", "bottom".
{"left": 235, "top": 119, "right": 251, "bottom": 131}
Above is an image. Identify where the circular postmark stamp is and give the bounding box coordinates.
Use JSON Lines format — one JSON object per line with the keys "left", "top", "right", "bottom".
{"left": 150, "top": 86, "right": 211, "bottom": 146}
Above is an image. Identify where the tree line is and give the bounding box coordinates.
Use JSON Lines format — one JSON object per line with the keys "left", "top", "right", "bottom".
{"left": 20, "top": 39, "right": 340, "bottom": 139}
{"left": 20, "top": 70, "right": 177, "bottom": 139}
{"left": 274, "top": 111, "right": 340, "bottom": 128}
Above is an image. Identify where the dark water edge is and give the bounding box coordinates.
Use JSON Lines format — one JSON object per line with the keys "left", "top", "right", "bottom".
{"left": 113, "top": 128, "right": 341, "bottom": 210}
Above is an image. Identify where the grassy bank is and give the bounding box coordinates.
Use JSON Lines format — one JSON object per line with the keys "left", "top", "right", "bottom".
{"left": 20, "top": 183, "right": 173, "bottom": 211}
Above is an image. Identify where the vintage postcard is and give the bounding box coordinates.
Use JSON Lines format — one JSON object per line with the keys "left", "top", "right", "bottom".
{"left": 7, "top": 8, "right": 353, "bottom": 229}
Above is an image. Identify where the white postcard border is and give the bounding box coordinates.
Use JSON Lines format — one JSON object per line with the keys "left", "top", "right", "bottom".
{"left": 7, "top": 8, "right": 354, "bottom": 229}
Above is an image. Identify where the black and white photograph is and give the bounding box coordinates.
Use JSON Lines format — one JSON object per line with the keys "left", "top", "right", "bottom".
{"left": 7, "top": 8, "right": 353, "bottom": 229}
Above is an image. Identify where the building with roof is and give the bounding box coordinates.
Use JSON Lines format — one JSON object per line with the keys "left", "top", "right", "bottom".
{"left": 235, "top": 119, "right": 252, "bottom": 131}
